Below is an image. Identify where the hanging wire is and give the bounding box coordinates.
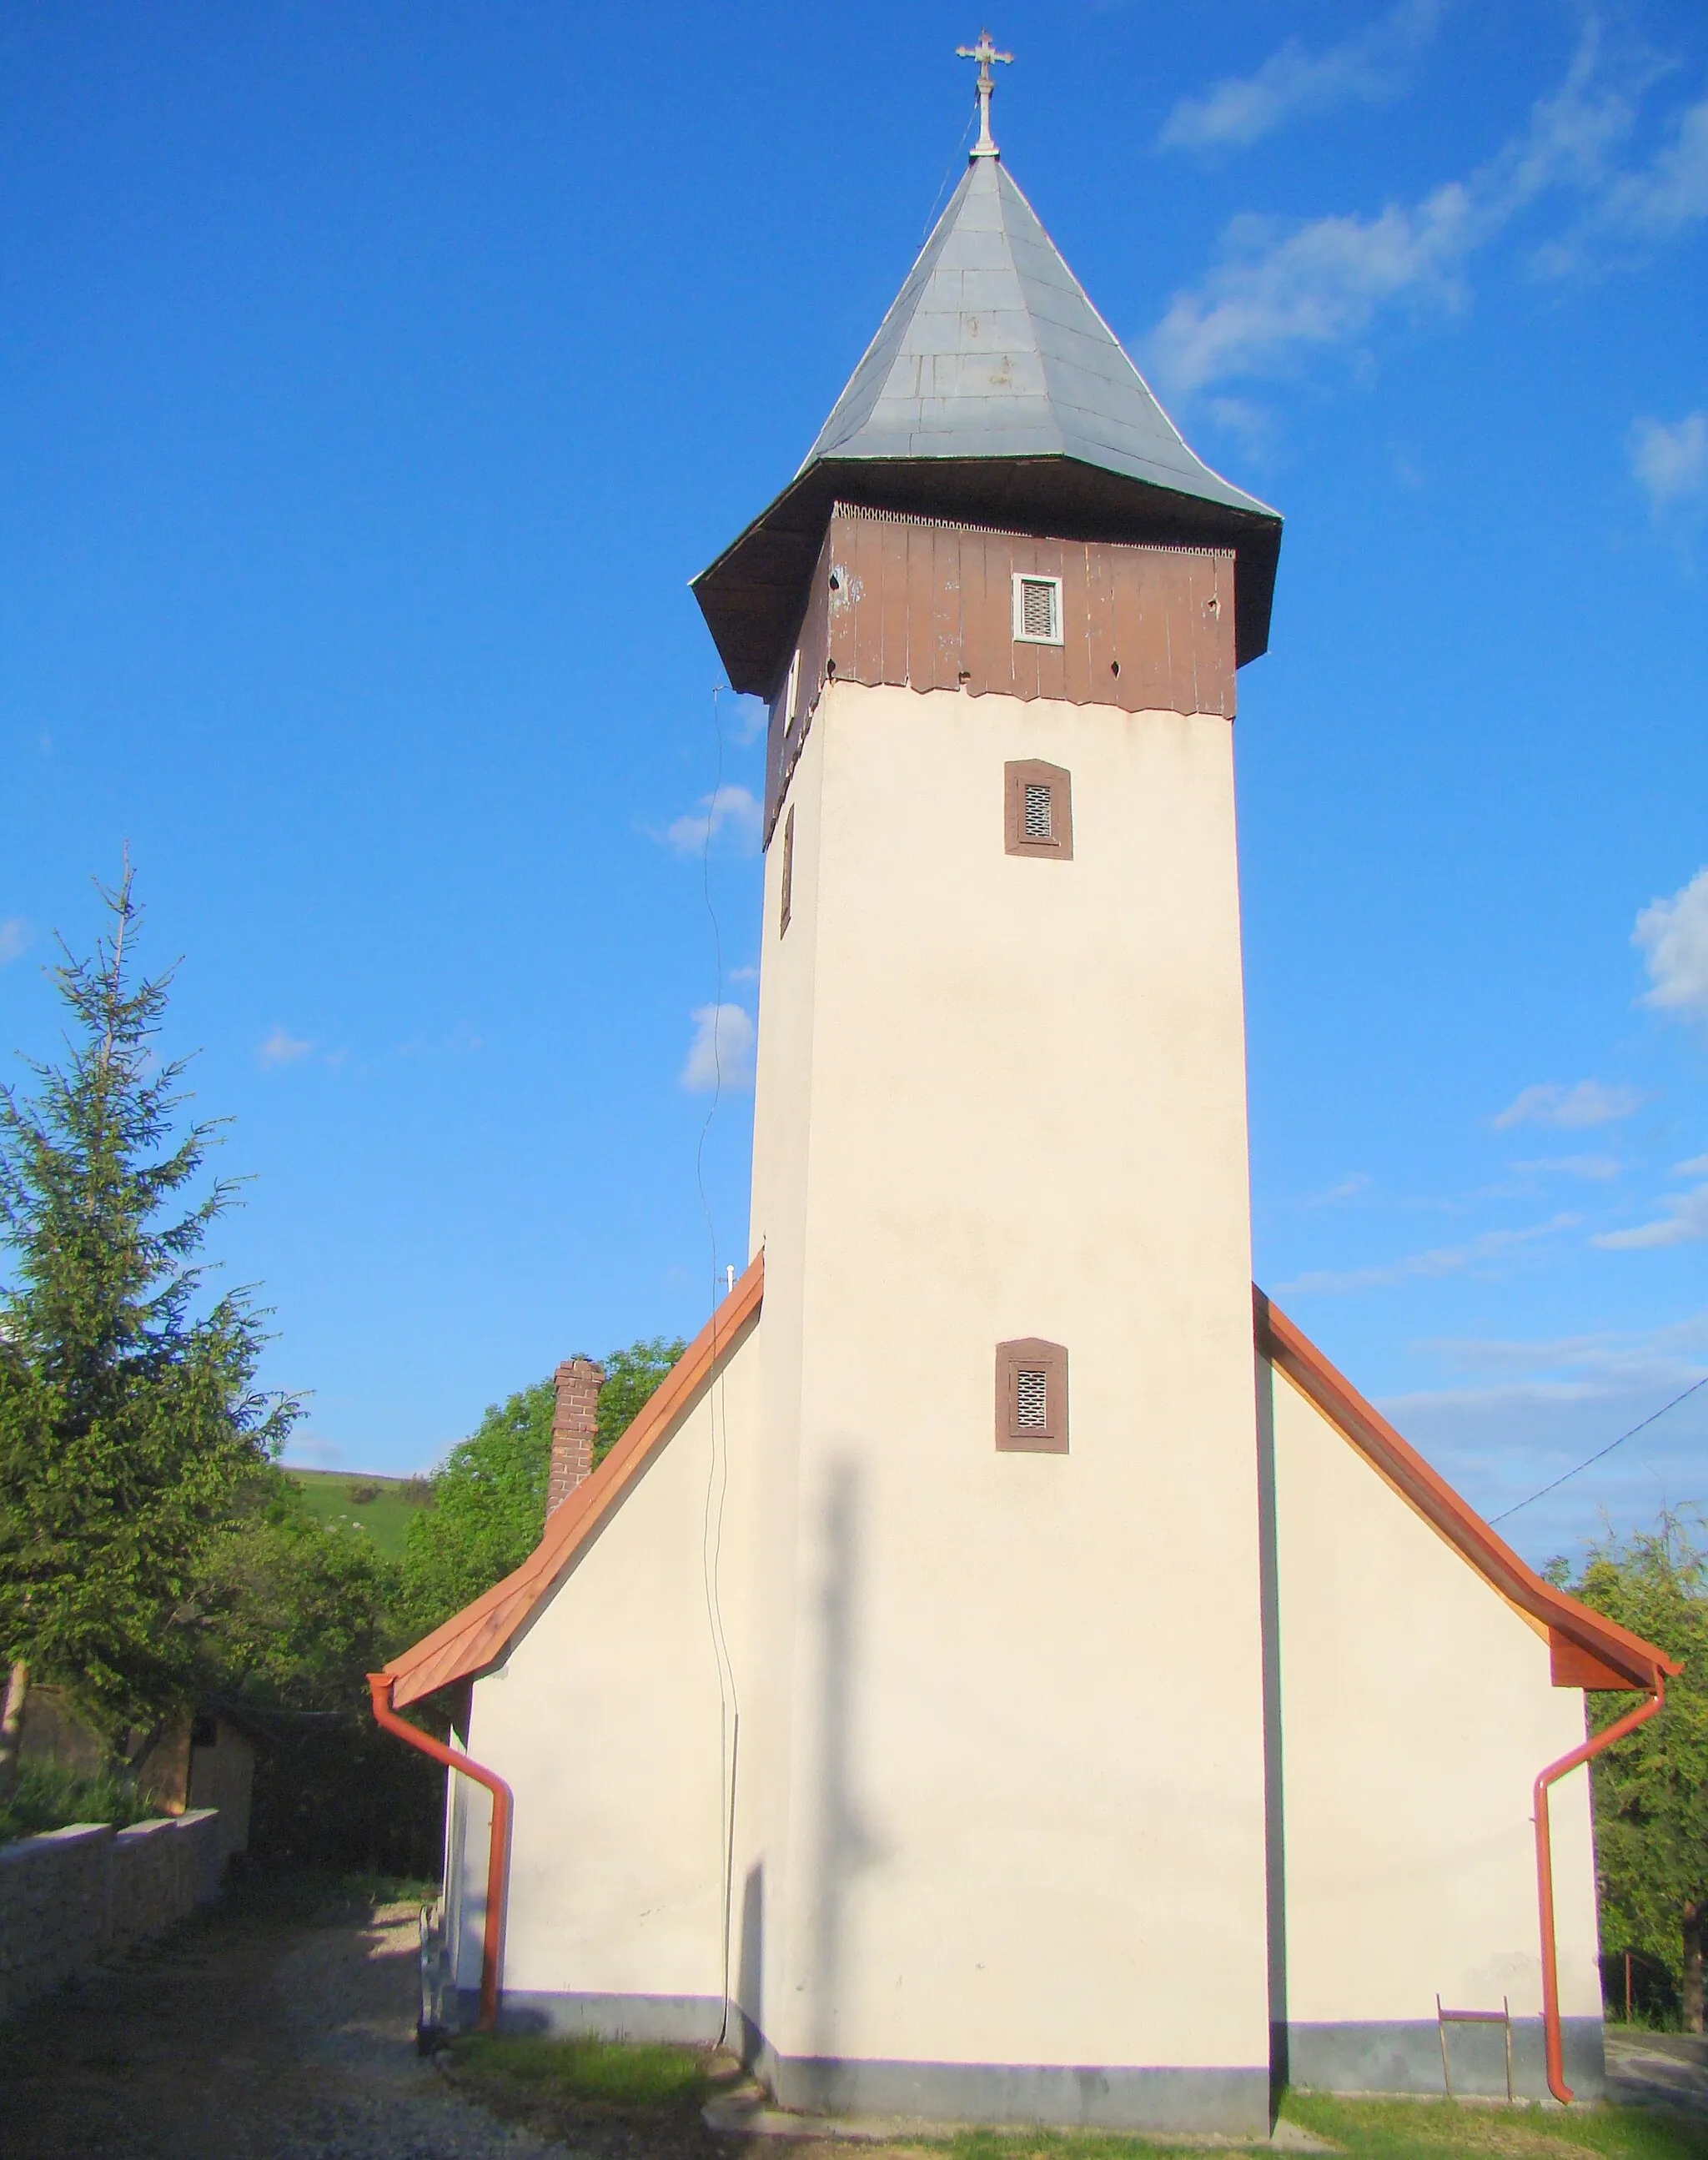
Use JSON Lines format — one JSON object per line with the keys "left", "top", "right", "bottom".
{"left": 692, "top": 682, "right": 741, "bottom": 2046}
{"left": 1489, "top": 1374, "right": 1708, "bottom": 1525}
{"left": 922, "top": 108, "right": 977, "bottom": 243}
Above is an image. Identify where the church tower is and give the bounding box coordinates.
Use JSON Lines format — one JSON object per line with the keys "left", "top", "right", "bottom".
{"left": 694, "top": 56, "right": 1285, "bottom": 2133}
{"left": 386, "top": 40, "right": 1666, "bottom": 2129}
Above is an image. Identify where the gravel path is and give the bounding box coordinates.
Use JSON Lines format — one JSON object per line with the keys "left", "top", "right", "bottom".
{"left": 1605, "top": 2027, "right": 1708, "bottom": 2119}
{"left": 13, "top": 1893, "right": 1701, "bottom": 2157}
{"left": 0, "top": 1895, "right": 577, "bottom": 2160}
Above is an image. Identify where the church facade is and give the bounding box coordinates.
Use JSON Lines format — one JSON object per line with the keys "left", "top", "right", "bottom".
{"left": 377, "top": 98, "right": 1671, "bottom": 2137}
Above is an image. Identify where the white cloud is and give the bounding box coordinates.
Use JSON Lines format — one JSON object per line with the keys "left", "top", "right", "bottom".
{"left": 1277, "top": 1212, "right": 1580, "bottom": 1296}
{"left": 1595, "top": 1180, "right": 1708, "bottom": 1251}
{"left": 1158, "top": 0, "right": 1442, "bottom": 152}
{"left": 1303, "top": 1173, "right": 1371, "bottom": 1208}
{"left": 726, "top": 696, "right": 770, "bottom": 747}
{"left": 1585, "top": 90, "right": 1708, "bottom": 247}
{"left": 1376, "top": 1312, "right": 1708, "bottom": 1560}
{"left": 681, "top": 1002, "right": 756, "bottom": 1093}
{"left": 1146, "top": 24, "right": 1660, "bottom": 396}
{"left": 1147, "top": 187, "right": 1477, "bottom": 396}
{"left": 259, "top": 1026, "right": 315, "bottom": 1068}
{"left": 1493, "top": 1080, "right": 1643, "bottom": 1130}
{"left": 0, "top": 918, "right": 28, "bottom": 965}
{"left": 1675, "top": 1154, "right": 1708, "bottom": 1178}
{"left": 1635, "top": 866, "right": 1708, "bottom": 1024}
{"left": 663, "top": 784, "right": 762, "bottom": 857}
{"left": 1630, "top": 413, "right": 1708, "bottom": 515}
{"left": 1411, "top": 1313, "right": 1708, "bottom": 1383}
{"left": 1510, "top": 1153, "right": 1622, "bottom": 1180}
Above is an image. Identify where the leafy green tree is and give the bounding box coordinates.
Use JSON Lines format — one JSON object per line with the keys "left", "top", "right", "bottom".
{"left": 397, "top": 1335, "right": 686, "bottom": 1641}
{"left": 0, "top": 867, "right": 293, "bottom": 1785}
{"left": 595, "top": 1335, "right": 686, "bottom": 1466}
{"left": 196, "top": 1466, "right": 399, "bottom": 1710}
{"left": 1562, "top": 1511, "right": 1708, "bottom": 2031}
{"left": 397, "top": 1379, "right": 555, "bottom": 1640}
{"left": 193, "top": 1468, "right": 443, "bottom": 1875}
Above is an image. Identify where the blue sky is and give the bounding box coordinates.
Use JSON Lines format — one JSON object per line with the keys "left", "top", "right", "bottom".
{"left": 1, "top": 2, "right": 1703, "bottom": 1566}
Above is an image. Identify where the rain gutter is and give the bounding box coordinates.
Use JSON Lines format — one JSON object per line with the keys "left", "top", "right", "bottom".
{"left": 1534, "top": 1676, "right": 1665, "bottom": 2104}
{"left": 368, "top": 1671, "right": 513, "bottom": 2032}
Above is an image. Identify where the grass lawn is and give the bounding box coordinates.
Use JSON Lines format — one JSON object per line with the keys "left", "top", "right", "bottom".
{"left": 445, "top": 2034, "right": 724, "bottom": 2160}
{"left": 441, "top": 2036, "right": 1708, "bottom": 2160}
{"left": 288, "top": 1467, "right": 430, "bottom": 1557}
{"left": 1277, "top": 2092, "right": 1708, "bottom": 2160}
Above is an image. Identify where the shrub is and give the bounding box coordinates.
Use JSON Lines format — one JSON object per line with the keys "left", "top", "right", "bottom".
{"left": 0, "top": 1757, "right": 153, "bottom": 1845}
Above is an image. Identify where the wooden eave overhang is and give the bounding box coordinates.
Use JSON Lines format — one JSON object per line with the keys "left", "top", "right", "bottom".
{"left": 384, "top": 1253, "right": 765, "bottom": 1710}
{"left": 1254, "top": 1288, "right": 1677, "bottom": 1692}
{"left": 692, "top": 456, "right": 1282, "bottom": 701}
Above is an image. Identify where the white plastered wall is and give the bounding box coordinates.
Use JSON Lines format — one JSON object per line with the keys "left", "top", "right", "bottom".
{"left": 1260, "top": 1354, "right": 1601, "bottom": 2025}
{"left": 727, "top": 706, "right": 828, "bottom": 2061}
{"left": 742, "top": 678, "right": 1272, "bottom": 2075}
{"left": 455, "top": 1317, "right": 762, "bottom": 2007}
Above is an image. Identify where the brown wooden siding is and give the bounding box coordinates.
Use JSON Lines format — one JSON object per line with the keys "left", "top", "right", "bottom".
{"left": 764, "top": 505, "right": 1237, "bottom": 842}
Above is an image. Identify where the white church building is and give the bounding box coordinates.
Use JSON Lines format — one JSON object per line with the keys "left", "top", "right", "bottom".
{"left": 376, "top": 54, "right": 1673, "bottom": 2137}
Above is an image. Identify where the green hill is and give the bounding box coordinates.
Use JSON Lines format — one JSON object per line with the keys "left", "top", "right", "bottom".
{"left": 288, "top": 1468, "right": 432, "bottom": 1559}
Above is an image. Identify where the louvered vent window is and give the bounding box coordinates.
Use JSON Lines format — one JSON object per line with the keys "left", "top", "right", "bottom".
{"left": 1012, "top": 573, "right": 1063, "bottom": 646}
{"left": 997, "top": 1339, "right": 1068, "bottom": 1454}
{"left": 1004, "top": 761, "right": 1073, "bottom": 860}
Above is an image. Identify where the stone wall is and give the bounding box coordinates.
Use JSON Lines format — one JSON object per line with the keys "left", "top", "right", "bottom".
{"left": 0, "top": 1808, "right": 224, "bottom": 2023}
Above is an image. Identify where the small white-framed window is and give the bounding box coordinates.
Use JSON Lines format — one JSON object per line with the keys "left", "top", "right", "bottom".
{"left": 1012, "top": 573, "right": 1063, "bottom": 646}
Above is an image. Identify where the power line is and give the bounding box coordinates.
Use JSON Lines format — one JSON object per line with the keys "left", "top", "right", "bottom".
{"left": 1489, "top": 1374, "right": 1708, "bottom": 1525}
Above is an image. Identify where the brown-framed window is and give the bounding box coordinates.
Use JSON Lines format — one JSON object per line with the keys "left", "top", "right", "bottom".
{"left": 779, "top": 803, "right": 796, "bottom": 937}
{"left": 996, "top": 1339, "right": 1068, "bottom": 1454}
{"left": 1004, "top": 760, "right": 1073, "bottom": 861}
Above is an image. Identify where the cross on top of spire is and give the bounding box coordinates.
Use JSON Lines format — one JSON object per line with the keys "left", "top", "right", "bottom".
{"left": 956, "top": 29, "right": 1012, "bottom": 160}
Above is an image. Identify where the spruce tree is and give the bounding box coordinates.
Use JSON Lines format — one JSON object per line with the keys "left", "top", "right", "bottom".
{"left": 0, "top": 864, "right": 293, "bottom": 1786}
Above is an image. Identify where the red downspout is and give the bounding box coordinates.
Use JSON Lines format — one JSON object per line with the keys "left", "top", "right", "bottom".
{"left": 368, "top": 1672, "right": 514, "bottom": 2032}
{"left": 1535, "top": 1675, "right": 1665, "bottom": 2104}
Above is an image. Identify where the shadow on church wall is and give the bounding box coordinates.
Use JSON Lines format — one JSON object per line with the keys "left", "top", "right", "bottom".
{"left": 807, "top": 1454, "right": 881, "bottom": 2078}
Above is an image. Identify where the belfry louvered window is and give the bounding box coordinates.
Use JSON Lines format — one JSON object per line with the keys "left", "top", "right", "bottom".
{"left": 1012, "top": 572, "right": 1063, "bottom": 646}
{"left": 1004, "top": 760, "right": 1073, "bottom": 861}
{"left": 997, "top": 1339, "right": 1068, "bottom": 1454}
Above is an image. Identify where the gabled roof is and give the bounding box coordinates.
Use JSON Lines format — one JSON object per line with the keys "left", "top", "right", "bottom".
{"left": 1255, "top": 1289, "right": 1675, "bottom": 1692}
{"left": 380, "top": 1258, "right": 1668, "bottom": 1710}
{"left": 384, "top": 1255, "right": 764, "bottom": 1710}
{"left": 692, "top": 158, "right": 1283, "bottom": 696}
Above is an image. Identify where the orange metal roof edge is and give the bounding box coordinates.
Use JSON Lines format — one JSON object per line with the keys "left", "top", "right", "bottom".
{"left": 385, "top": 1253, "right": 765, "bottom": 1709}
{"left": 1254, "top": 1287, "right": 1677, "bottom": 1689}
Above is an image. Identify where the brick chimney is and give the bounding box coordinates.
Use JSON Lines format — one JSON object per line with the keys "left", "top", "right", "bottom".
{"left": 547, "top": 1357, "right": 605, "bottom": 1517}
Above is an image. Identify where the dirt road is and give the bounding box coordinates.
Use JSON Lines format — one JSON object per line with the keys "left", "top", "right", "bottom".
{"left": 0, "top": 1891, "right": 574, "bottom": 2160}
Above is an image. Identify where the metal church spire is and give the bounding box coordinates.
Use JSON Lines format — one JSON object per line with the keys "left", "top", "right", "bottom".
{"left": 692, "top": 62, "right": 1284, "bottom": 696}
{"left": 956, "top": 29, "right": 1012, "bottom": 159}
